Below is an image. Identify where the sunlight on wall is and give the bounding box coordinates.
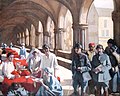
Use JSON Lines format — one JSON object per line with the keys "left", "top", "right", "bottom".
{"left": 94, "top": 0, "right": 114, "bottom": 9}
{"left": 47, "top": 17, "right": 55, "bottom": 49}
{"left": 64, "top": 10, "right": 73, "bottom": 51}
{"left": 87, "top": 0, "right": 114, "bottom": 49}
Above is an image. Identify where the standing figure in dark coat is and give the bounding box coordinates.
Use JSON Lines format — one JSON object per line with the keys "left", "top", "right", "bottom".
{"left": 105, "top": 39, "right": 120, "bottom": 93}
{"left": 71, "top": 43, "right": 91, "bottom": 96}
{"left": 92, "top": 44, "right": 111, "bottom": 96}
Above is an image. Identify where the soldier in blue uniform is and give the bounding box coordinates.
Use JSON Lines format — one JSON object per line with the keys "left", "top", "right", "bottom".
{"left": 71, "top": 43, "right": 91, "bottom": 96}
{"left": 91, "top": 44, "right": 111, "bottom": 96}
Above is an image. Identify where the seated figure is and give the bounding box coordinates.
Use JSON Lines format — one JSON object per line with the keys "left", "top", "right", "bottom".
{"left": 7, "top": 83, "right": 28, "bottom": 96}
{"left": 2, "top": 52, "right": 20, "bottom": 79}
{"left": 36, "top": 67, "right": 63, "bottom": 96}
{"left": 28, "top": 48, "right": 42, "bottom": 78}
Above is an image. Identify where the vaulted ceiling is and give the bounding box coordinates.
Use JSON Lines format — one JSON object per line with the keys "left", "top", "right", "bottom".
{"left": 0, "top": 0, "right": 119, "bottom": 36}
{"left": 0, "top": 0, "right": 93, "bottom": 34}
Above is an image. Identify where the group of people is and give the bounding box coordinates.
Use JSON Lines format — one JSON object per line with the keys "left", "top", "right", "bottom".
{"left": 71, "top": 38, "right": 120, "bottom": 96}
{"left": 0, "top": 39, "right": 120, "bottom": 96}
{"left": 0, "top": 43, "right": 63, "bottom": 96}
{"left": 28, "top": 44, "right": 63, "bottom": 96}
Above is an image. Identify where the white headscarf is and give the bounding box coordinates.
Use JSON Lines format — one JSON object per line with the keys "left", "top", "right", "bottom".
{"left": 26, "top": 48, "right": 43, "bottom": 63}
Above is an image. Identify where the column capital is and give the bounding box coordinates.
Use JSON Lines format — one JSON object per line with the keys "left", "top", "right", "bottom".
{"left": 54, "top": 28, "right": 58, "bottom": 33}
{"left": 112, "top": 11, "right": 120, "bottom": 22}
{"left": 54, "top": 28, "right": 65, "bottom": 33}
{"left": 72, "top": 23, "right": 80, "bottom": 30}
{"left": 79, "top": 24, "right": 88, "bottom": 29}
{"left": 35, "top": 32, "right": 41, "bottom": 35}
{"left": 43, "top": 31, "right": 50, "bottom": 37}
{"left": 72, "top": 23, "right": 88, "bottom": 30}
{"left": 58, "top": 28, "right": 65, "bottom": 33}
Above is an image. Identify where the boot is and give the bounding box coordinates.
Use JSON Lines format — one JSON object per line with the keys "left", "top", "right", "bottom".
{"left": 95, "top": 89, "right": 100, "bottom": 96}
{"left": 81, "top": 92, "right": 87, "bottom": 96}
{"left": 104, "top": 90, "right": 108, "bottom": 96}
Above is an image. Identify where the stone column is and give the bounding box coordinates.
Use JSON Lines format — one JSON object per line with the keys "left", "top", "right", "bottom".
{"left": 16, "top": 34, "right": 20, "bottom": 45}
{"left": 53, "top": 28, "right": 65, "bottom": 54}
{"left": 57, "top": 28, "right": 65, "bottom": 50}
{"left": 112, "top": 11, "right": 120, "bottom": 47}
{"left": 53, "top": 28, "right": 58, "bottom": 54}
{"left": 19, "top": 33, "right": 22, "bottom": 44}
{"left": 29, "top": 31, "right": 31, "bottom": 47}
{"left": 39, "top": 32, "right": 43, "bottom": 48}
{"left": 35, "top": 32, "right": 41, "bottom": 48}
{"left": 25, "top": 29, "right": 29, "bottom": 47}
{"left": 54, "top": 28, "right": 59, "bottom": 50}
{"left": 23, "top": 32, "right": 26, "bottom": 45}
{"left": 43, "top": 31, "right": 50, "bottom": 45}
{"left": 72, "top": 23, "right": 82, "bottom": 45}
{"left": 80, "top": 24, "right": 88, "bottom": 49}
{"left": 72, "top": 23, "right": 88, "bottom": 49}
{"left": 30, "top": 24, "right": 36, "bottom": 48}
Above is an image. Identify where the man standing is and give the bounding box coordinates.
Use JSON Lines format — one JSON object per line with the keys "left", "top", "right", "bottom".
{"left": 92, "top": 44, "right": 111, "bottom": 96}
{"left": 86, "top": 43, "right": 96, "bottom": 94}
{"left": 87, "top": 43, "right": 96, "bottom": 62}
{"left": 71, "top": 43, "right": 91, "bottom": 96}
{"left": 105, "top": 39, "right": 120, "bottom": 93}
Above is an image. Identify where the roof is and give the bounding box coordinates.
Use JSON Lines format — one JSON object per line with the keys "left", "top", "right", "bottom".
{"left": 96, "top": 8, "right": 113, "bottom": 17}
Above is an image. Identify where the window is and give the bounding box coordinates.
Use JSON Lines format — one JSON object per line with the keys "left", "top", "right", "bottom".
{"left": 101, "top": 30, "right": 109, "bottom": 37}
{"left": 102, "top": 30, "right": 105, "bottom": 36}
{"left": 106, "top": 30, "right": 109, "bottom": 36}
{"left": 104, "top": 20, "right": 107, "bottom": 28}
